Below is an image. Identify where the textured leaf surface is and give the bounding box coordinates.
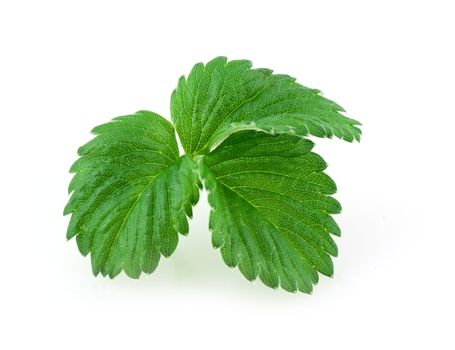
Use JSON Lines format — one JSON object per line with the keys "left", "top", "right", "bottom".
{"left": 171, "top": 56, "right": 361, "bottom": 155}
{"left": 64, "top": 111, "right": 200, "bottom": 278}
{"left": 200, "top": 131, "right": 341, "bottom": 293}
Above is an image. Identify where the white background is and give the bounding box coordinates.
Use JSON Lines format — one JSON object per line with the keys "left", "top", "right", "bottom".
{"left": 1, "top": 0, "right": 454, "bottom": 349}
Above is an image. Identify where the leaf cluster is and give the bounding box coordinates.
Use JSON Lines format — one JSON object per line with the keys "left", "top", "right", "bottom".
{"left": 65, "top": 57, "right": 361, "bottom": 293}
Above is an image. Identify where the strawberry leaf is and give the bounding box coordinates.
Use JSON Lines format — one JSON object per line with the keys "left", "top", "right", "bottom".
{"left": 65, "top": 57, "right": 361, "bottom": 293}
{"left": 171, "top": 56, "right": 361, "bottom": 155}
{"left": 64, "top": 111, "right": 200, "bottom": 278}
{"left": 200, "top": 131, "right": 340, "bottom": 293}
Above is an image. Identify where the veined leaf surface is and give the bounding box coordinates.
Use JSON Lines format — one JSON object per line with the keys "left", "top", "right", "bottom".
{"left": 64, "top": 111, "right": 200, "bottom": 278}
{"left": 200, "top": 131, "right": 341, "bottom": 293}
{"left": 65, "top": 57, "right": 361, "bottom": 293}
{"left": 171, "top": 56, "right": 361, "bottom": 155}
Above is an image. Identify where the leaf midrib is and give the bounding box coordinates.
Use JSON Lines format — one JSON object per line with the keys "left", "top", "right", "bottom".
{"left": 207, "top": 165, "right": 319, "bottom": 272}
{"left": 100, "top": 156, "right": 179, "bottom": 269}
{"left": 195, "top": 76, "right": 271, "bottom": 155}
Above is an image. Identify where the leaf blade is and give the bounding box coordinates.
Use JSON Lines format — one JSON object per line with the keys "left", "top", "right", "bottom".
{"left": 200, "top": 131, "right": 341, "bottom": 293}
{"left": 171, "top": 57, "right": 361, "bottom": 155}
{"left": 65, "top": 111, "right": 200, "bottom": 278}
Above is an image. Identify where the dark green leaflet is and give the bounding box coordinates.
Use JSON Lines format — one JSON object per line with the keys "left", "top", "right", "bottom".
{"left": 171, "top": 56, "right": 360, "bottom": 155}
{"left": 200, "top": 132, "right": 341, "bottom": 292}
{"left": 65, "top": 111, "right": 200, "bottom": 278}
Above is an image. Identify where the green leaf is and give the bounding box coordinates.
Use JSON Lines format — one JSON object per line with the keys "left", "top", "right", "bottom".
{"left": 65, "top": 57, "right": 361, "bottom": 293}
{"left": 64, "top": 111, "right": 200, "bottom": 278}
{"left": 171, "top": 56, "right": 361, "bottom": 155}
{"left": 200, "top": 131, "right": 341, "bottom": 293}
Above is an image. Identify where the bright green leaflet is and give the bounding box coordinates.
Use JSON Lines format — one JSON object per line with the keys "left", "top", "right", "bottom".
{"left": 200, "top": 132, "right": 340, "bottom": 293}
{"left": 64, "top": 111, "right": 200, "bottom": 278}
{"left": 171, "top": 56, "right": 361, "bottom": 155}
{"left": 65, "top": 57, "right": 361, "bottom": 293}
